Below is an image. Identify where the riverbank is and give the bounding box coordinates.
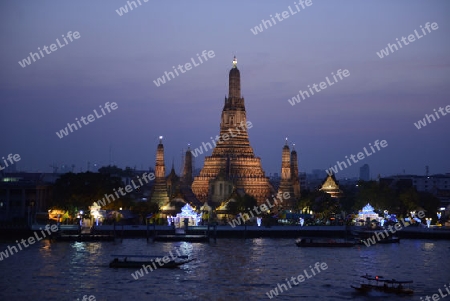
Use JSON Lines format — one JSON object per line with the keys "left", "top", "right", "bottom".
{"left": 1, "top": 224, "right": 449, "bottom": 240}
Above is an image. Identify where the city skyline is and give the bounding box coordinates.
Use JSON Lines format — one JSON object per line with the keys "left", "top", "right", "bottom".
{"left": 1, "top": 1, "right": 450, "bottom": 179}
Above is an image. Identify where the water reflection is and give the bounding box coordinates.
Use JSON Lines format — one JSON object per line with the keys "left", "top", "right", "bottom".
{"left": 423, "top": 242, "right": 435, "bottom": 251}
{"left": 0, "top": 238, "right": 448, "bottom": 300}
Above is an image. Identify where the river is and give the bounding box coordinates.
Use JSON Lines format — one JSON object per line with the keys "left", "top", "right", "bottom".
{"left": 0, "top": 238, "right": 448, "bottom": 300}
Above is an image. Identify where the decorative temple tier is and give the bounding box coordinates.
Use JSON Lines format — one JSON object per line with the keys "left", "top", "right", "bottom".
{"left": 191, "top": 57, "right": 273, "bottom": 205}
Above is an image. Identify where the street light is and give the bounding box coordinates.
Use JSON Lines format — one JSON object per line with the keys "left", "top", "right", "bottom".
{"left": 425, "top": 218, "right": 432, "bottom": 228}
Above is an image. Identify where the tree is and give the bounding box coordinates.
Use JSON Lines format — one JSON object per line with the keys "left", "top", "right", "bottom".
{"left": 51, "top": 170, "right": 124, "bottom": 212}
{"left": 296, "top": 189, "right": 314, "bottom": 213}
{"left": 418, "top": 192, "right": 441, "bottom": 218}
{"left": 398, "top": 187, "right": 420, "bottom": 213}
{"left": 131, "top": 201, "right": 160, "bottom": 224}
{"left": 355, "top": 181, "right": 395, "bottom": 213}
{"left": 310, "top": 191, "right": 340, "bottom": 222}
{"left": 227, "top": 194, "right": 257, "bottom": 215}
{"left": 339, "top": 184, "right": 357, "bottom": 213}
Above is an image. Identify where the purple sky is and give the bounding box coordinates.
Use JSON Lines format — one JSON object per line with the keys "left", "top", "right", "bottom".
{"left": 1, "top": 0, "right": 449, "bottom": 179}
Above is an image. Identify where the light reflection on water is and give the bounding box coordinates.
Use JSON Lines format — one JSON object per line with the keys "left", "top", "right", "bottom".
{"left": 0, "top": 238, "right": 448, "bottom": 301}
{"left": 423, "top": 242, "right": 435, "bottom": 251}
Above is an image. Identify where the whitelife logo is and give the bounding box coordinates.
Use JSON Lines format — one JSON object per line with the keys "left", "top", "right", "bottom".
{"left": 250, "top": 0, "right": 313, "bottom": 35}
{"left": 376, "top": 22, "right": 438, "bottom": 59}
{"left": 325, "top": 140, "right": 388, "bottom": 176}
{"left": 18, "top": 31, "right": 81, "bottom": 68}
{"left": 0, "top": 153, "right": 21, "bottom": 171}
{"left": 0, "top": 224, "right": 59, "bottom": 261}
{"left": 361, "top": 211, "right": 424, "bottom": 247}
{"left": 419, "top": 283, "right": 450, "bottom": 301}
{"left": 153, "top": 50, "right": 215, "bottom": 87}
{"left": 55, "top": 102, "right": 118, "bottom": 139}
{"left": 130, "top": 244, "right": 193, "bottom": 279}
{"left": 265, "top": 262, "right": 328, "bottom": 299}
{"left": 96, "top": 172, "right": 155, "bottom": 207}
{"left": 228, "top": 192, "right": 291, "bottom": 228}
{"left": 115, "top": 0, "right": 149, "bottom": 16}
{"left": 190, "top": 121, "right": 252, "bottom": 158}
{"left": 414, "top": 105, "right": 450, "bottom": 129}
{"left": 287, "top": 69, "right": 350, "bottom": 106}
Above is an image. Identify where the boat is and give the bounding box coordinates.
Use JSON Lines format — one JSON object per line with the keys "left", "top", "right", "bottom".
{"left": 109, "top": 254, "right": 194, "bottom": 269}
{"left": 351, "top": 274, "right": 414, "bottom": 294}
{"left": 295, "top": 237, "right": 355, "bottom": 247}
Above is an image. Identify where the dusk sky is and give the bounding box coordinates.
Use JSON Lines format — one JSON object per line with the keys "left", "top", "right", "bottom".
{"left": 1, "top": 0, "right": 449, "bottom": 179}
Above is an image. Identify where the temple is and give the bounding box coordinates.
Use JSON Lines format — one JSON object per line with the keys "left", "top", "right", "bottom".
{"left": 148, "top": 57, "right": 302, "bottom": 211}
{"left": 191, "top": 57, "right": 273, "bottom": 205}
{"left": 319, "top": 173, "right": 343, "bottom": 198}
{"left": 149, "top": 136, "right": 170, "bottom": 206}
{"left": 277, "top": 139, "right": 301, "bottom": 208}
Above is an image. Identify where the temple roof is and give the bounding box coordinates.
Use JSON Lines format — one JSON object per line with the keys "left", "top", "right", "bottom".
{"left": 319, "top": 174, "right": 342, "bottom": 197}
{"left": 166, "top": 162, "right": 179, "bottom": 181}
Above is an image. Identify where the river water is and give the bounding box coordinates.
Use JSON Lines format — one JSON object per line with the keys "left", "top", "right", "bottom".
{"left": 0, "top": 238, "right": 448, "bottom": 301}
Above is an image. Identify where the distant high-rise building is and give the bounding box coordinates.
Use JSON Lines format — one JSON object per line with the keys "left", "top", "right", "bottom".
{"left": 359, "top": 164, "right": 370, "bottom": 181}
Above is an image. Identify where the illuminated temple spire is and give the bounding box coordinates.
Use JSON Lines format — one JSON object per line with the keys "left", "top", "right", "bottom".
{"left": 191, "top": 57, "right": 272, "bottom": 204}
{"left": 155, "top": 136, "right": 165, "bottom": 179}
{"left": 150, "top": 135, "right": 170, "bottom": 206}
{"left": 212, "top": 56, "right": 252, "bottom": 157}
{"left": 290, "top": 143, "right": 301, "bottom": 198}
{"left": 228, "top": 56, "right": 241, "bottom": 99}
{"left": 281, "top": 138, "right": 291, "bottom": 182}
{"left": 278, "top": 138, "right": 296, "bottom": 207}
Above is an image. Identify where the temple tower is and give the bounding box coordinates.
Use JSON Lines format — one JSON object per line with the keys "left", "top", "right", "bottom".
{"left": 182, "top": 145, "right": 193, "bottom": 186}
{"left": 290, "top": 144, "right": 301, "bottom": 197}
{"left": 278, "top": 139, "right": 295, "bottom": 206}
{"left": 155, "top": 136, "right": 165, "bottom": 179}
{"left": 191, "top": 57, "right": 272, "bottom": 204}
{"left": 166, "top": 160, "right": 179, "bottom": 198}
{"left": 150, "top": 136, "right": 170, "bottom": 206}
